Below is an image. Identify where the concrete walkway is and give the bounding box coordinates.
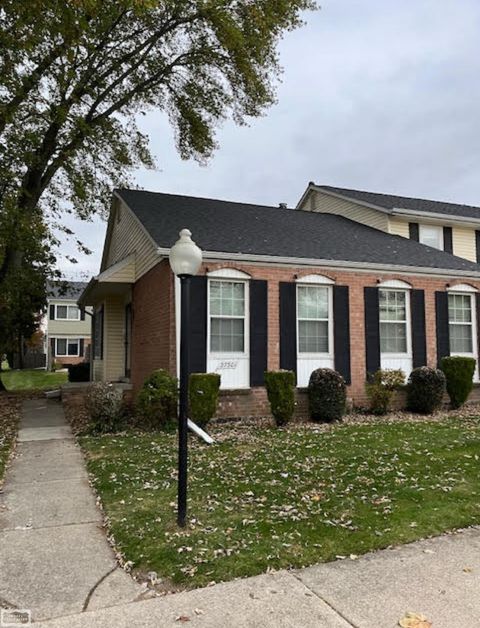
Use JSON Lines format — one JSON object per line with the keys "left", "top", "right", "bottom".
{"left": 30, "top": 526, "right": 480, "bottom": 628}
{"left": 0, "top": 399, "right": 140, "bottom": 622}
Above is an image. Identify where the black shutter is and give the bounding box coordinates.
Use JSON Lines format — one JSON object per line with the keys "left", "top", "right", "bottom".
{"left": 80, "top": 307, "right": 86, "bottom": 321}
{"left": 476, "top": 231, "right": 480, "bottom": 263}
{"left": 188, "top": 275, "right": 207, "bottom": 374}
{"left": 435, "top": 291, "right": 450, "bottom": 366}
{"left": 364, "top": 287, "right": 380, "bottom": 378}
{"left": 411, "top": 289, "right": 427, "bottom": 368}
{"left": 279, "top": 282, "right": 297, "bottom": 376}
{"left": 79, "top": 338, "right": 84, "bottom": 357}
{"left": 249, "top": 280, "right": 268, "bottom": 386}
{"left": 333, "top": 285, "right": 351, "bottom": 384}
{"left": 443, "top": 227, "right": 453, "bottom": 254}
{"left": 50, "top": 304, "right": 55, "bottom": 320}
{"left": 50, "top": 337, "right": 56, "bottom": 357}
{"left": 409, "top": 223, "right": 419, "bottom": 241}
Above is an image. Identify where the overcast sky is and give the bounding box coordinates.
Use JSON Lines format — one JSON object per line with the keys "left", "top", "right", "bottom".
{"left": 60, "top": 0, "right": 480, "bottom": 278}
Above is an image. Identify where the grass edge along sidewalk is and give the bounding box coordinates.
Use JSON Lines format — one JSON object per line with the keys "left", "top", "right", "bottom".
{"left": 80, "top": 415, "right": 480, "bottom": 590}
{"left": 0, "top": 394, "right": 20, "bottom": 482}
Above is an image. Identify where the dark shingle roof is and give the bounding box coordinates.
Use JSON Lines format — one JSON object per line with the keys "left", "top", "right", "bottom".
{"left": 116, "top": 189, "right": 480, "bottom": 275}
{"left": 317, "top": 185, "right": 480, "bottom": 220}
{"left": 47, "top": 280, "right": 88, "bottom": 300}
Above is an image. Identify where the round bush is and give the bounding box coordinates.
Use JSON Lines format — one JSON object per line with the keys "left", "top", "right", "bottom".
{"left": 440, "top": 356, "right": 476, "bottom": 409}
{"left": 407, "top": 366, "right": 446, "bottom": 414}
{"left": 189, "top": 372, "right": 220, "bottom": 428}
{"left": 135, "top": 369, "right": 178, "bottom": 430}
{"left": 308, "top": 368, "right": 346, "bottom": 423}
{"left": 84, "top": 382, "right": 124, "bottom": 434}
{"left": 264, "top": 370, "right": 296, "bottom": 427}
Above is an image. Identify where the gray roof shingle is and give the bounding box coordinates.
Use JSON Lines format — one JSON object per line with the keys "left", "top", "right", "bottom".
{"left": 317, "top": 185, "right": 480, "bottom": 220}
{"left": 47, "top": 280, "right": 88, "bottom": 300}
{"left": 116, "top": 189, "right": 480, "bottom": 275}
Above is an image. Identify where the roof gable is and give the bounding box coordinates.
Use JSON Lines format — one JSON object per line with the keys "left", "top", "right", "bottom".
{"left": 316, "top": 185, "right": 480, "bottom": 221}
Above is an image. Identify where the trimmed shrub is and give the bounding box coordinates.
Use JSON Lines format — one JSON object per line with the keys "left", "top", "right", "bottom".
{"left": 264, "top": 370, "right": 295, "bottom": 427}
{"left": 189, "top": 373, "right": 221, "bottom": 428}
{"left": 135, "top": 369, "right": 178, "bottom": 430}
{"left": 407, "top": 367, "right": 446, "bottom": 414}
{"left": 84, "top": 382, "right": 124, "bottom": 434}
{"left": 440, "top": 356, "right": 476, "bottom": 409}
{"left": 308, "top": 368, "right": 346, "bottom": 423}
{"left": 68, "top": 362, "right": 90, "bottom": 382}
{"left": 365, "top": 369, "right": 405, "bottom": 415}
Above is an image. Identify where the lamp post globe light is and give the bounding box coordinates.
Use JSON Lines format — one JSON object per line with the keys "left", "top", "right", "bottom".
{"left": 169, "top": 229, "right": 202, "bottom": 527}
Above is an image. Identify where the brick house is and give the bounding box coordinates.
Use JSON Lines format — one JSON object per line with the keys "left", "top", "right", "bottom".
{"left": 79, "top": 189, "right": 480, "bottom": 417}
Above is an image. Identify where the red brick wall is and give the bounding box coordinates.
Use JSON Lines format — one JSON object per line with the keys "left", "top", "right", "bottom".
{"left": 129, "top": 259, "right": 480, "bottom": 415}
{"left": 131, "top": 259, "right": 176, "bottom": 391}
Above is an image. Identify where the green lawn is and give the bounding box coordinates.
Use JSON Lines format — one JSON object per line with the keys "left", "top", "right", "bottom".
{"left": 1, "top": 369, "right": 67, "bottom": 391}
{"left": 81, "top": 418, "right": 480, "bottom": 588}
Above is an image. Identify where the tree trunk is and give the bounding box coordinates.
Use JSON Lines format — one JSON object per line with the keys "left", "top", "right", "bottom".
{"left": 0, "top": 356, "right": 6, "bottom": 391}
{"left": 17, "top": 335, "right": 24, "bottom": 370}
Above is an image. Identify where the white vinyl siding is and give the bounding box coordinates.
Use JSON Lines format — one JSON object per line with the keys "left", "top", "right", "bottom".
{"left": 207, "top": 279, "right": 249, "bottom": 389}
{"left": 419, "top": 225, "right": 443, "bottom": 250}
{"left": 296, "top": 284, "right": 334, "bottom": 387}
{"left": 448, "top": 292, "right": 478, "bottom": 381}
{"left": 300, "top": 190, "right": 389, "bottom": 231}
{"left": 452, "top": 227, "right": 477, "bottom": 262}
{"left": 103, "top": 200, "right": 159, "bottom": 281}
{"left": 379, "top": 289, "right": 412, "bottom": 378}
{"left": 388, "top": 218, "right": 410, "bottom": 237}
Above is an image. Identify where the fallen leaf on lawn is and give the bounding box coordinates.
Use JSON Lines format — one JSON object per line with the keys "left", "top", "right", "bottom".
{"left": 399, "top": 611, "right": 432, "bottom": 628}
{"left": 175, "top": 616, "right": 190, "bottom": 622}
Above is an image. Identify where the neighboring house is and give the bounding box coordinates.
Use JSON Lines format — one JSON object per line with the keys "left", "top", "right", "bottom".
{"left": 43, "top": 281, "right": 92, "bottom": 367}
{"left": 79, "top": 188, "right": 480, "bottom": 416}
{"left": 297, "top": 184, "right": 480, "bottom": 263}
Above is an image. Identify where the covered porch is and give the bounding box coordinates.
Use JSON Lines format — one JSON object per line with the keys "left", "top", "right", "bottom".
{"left": 78, "top": 256, "right": 134, "bottom": 383}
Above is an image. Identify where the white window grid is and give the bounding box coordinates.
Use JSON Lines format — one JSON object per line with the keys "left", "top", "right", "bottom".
{"left": 296, "top": 285, "right": 333, "bottom": 356}
{"left": 55, "top": 338, "right": 80, "bottom": 357}
{"left": 419, "top": 224, "right": 443, "bottom": 251}
{"left": 379, "top": 288, "right": 411, "bottom": 356}
{"left": 55, "top": 304, "right": 81, "bottom": 321}
{"left": 448, "top": 292, "right": 476, "bottom": 356}
{"left": 207, "top": 279, "right": 249, "bottom": 355}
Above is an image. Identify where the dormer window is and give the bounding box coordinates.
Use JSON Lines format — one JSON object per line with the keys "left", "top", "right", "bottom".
{"left": 419, "top": 225, "right": 443, "bottom": 250}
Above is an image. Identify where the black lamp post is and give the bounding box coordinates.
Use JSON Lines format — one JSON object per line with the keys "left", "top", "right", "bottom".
{"left": 169, "top": 229, "right": 202, "bottom": 527}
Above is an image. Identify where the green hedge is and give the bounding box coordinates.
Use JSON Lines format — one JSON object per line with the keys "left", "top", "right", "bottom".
{"left": 189, "top": 373, "right": 221, "bottom": 428}
{"left": 264, "top": 370, "right": 295, "bottom": 426}
{"left": 308, "top": 368, "right": 346, "bottom": 423}
{"left": 135, "top": 369, "right": 178, "bottom": 430}
{"left": 440, "top": 356, "right": 476, "bottom": 409}
{"left": 407, "top": 366, "right": 446, "bottom": 414}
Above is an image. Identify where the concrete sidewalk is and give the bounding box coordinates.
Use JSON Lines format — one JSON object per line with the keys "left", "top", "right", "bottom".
{"left": 0, "top": 399, "right": 140, "bottom": 622}
{"left": 32, "top": 526, "right": 480, "bottom": 628}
